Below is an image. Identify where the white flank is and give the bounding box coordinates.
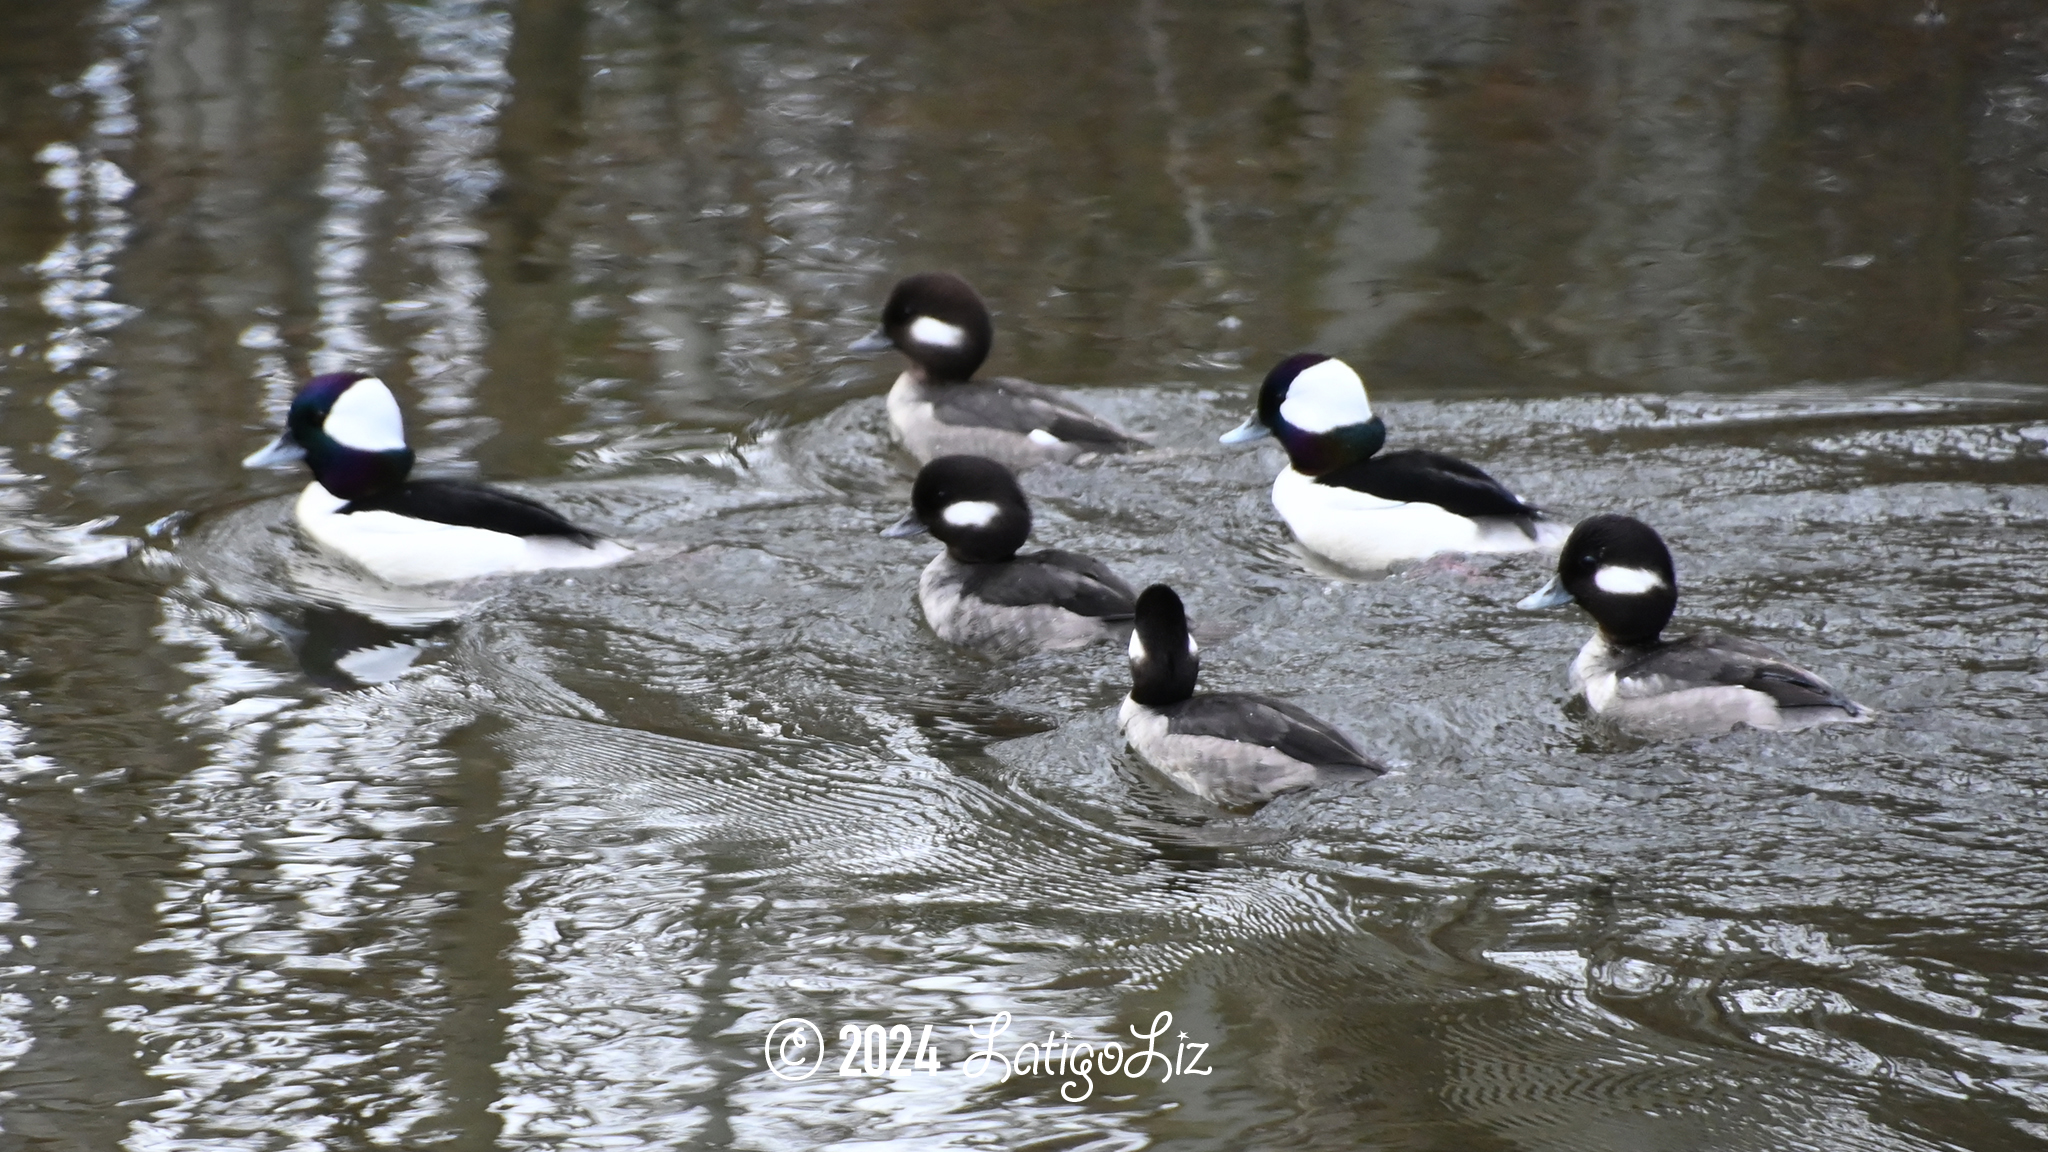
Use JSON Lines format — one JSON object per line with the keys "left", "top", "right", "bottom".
{"left": 325, "top": 377, "right": 408, "bottom": 451}
{"left": 1277, "top": 358, "right": 1373, "bottom": 432}
{"left": 908, "top": 316, "right": 968, "bottom": 349}
{"left": 941, "top": 500, "right": 1001, "bottom": 528}
{"left": 1593, "top": 565, "right": 1668, "bottom": 595}
{"left": 294, "top": 482, "right": 631, "bottom": 585}
{"left": 1027, "top": 428, "right": 1062, "bottom": 446}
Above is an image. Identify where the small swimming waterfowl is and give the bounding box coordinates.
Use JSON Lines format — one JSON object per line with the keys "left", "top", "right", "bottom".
{"left": 853, "top": 272, "right": 1143, "bottom": 470}
{"left": 1518, "top": 514, "right": 1871, "bottom": 737}
{"left": 243, "top": 372, "right": 630, "bottom": 585}
{"left": 1119, "top": 584, "right": 1384, "bottom": 808}
{"left": 882, "top": 454, "right": 1136, "bottom": 656}
{"left": 1221, "top": 353, "right": 1566, "bottom": 570}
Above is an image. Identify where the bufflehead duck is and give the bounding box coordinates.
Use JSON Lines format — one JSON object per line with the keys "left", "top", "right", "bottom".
{"left": 853, "top": 272, "right": 1143, "bottom": 470}
{"left": 243, "top": 372, "right": 630, "bottom": 585}
{"left": 882, "top": 454, "right": 1136, "bottom": 656}
{"left": 1221, "top": 353, "right": 1567, "bottom": 570}
{"left": 1518, "top": 514, "right": 1871, "bottom": 737}
{"left": 1119, "top": 584, "right": 1384, "bottom": 808}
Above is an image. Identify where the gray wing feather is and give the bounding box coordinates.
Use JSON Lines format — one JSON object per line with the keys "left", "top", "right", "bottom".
{"left": 1619, "top": 631, "right": 1861, "bottom": 712}
{"left": 1162, "top": 692, "right": 1383, "bottom": 773}
{"left": 932, "top": 377, "right": 1140, "bottom": 448}
{"left": 960, "top": 550, "right": 1136, "bottom": 619}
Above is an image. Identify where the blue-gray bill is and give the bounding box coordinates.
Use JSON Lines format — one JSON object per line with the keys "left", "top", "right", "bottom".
{"left": 243, "top": 431, "right": 307, "bottom": 469}
{"left": 881, "top": 512, "right": 928, "bottom": 538}
{"left": 849, "top": 329, "right": 894, "bottom": 354}
{"left": 1219, "top": 416, "right": 1271, "bottom": 445}
{"left": 1517, "top": 575, "right": 1573, "bottom": 611}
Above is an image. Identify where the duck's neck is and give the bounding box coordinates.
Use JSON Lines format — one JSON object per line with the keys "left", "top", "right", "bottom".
{"left": 308, "top": 444, "right": 413, "bottom": 501}
{"left": 1281, "top": 416, "right": 1385, "bottom": 477}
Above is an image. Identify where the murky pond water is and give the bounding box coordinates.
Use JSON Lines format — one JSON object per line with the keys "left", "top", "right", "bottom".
{"left": 2, "top": 1, "right": 2047, "bottom": 1149}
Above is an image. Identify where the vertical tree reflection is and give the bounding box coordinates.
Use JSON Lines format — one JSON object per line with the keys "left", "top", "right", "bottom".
{"left": 478, "top": 0, "right": 587, "bottom": 475}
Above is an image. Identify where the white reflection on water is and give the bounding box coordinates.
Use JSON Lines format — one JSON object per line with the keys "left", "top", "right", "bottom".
{"left": 123, "top": 636, "right": 477, "bottom": 1148}
{"left": 380, "top": 2, "right": 508, "bottom": 459}
{"left": 312, "top": 135, "right": 384, "bottom": 377}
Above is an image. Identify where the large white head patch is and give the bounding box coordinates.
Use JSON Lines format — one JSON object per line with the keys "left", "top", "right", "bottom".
{"left": 325, "top": 377, "right": 408, "bottom": 451}
{"left": 1277, "top": 358, "right": 1373, "bottom": 432}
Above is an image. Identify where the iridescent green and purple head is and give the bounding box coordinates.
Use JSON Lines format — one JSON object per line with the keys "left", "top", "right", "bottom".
{"left": 243, "top": 372, "right": 414, "bottom": 499}
{"left": 1219, "top": 353, "right": 1387, "bottom": 476}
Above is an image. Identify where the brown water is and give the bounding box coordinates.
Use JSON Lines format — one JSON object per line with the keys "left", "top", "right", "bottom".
{"left": 2, "top": 1, "right": 2047, "bottom": 1149}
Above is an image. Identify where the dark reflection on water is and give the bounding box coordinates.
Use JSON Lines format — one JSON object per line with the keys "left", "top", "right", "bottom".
{"left": 1, "top": 1, "right": 2046, "bottom": 1148}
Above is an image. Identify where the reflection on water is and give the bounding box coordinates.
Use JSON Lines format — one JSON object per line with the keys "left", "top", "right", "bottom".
{"left": 1, "top": 1, "right": 2046, "bottom": 1148}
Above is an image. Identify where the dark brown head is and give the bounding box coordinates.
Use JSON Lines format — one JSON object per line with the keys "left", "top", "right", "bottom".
{"left": 1129, "top": 584, "right": 1201, "bottom": 706}
{"left": 854, "top": 272, "right": 994, "bottom": 383}
{"left": 881, "top": 454, "right": 1032, "bottom": 564}
{"left": 1519, "top": 514, "right": 1678, "bottom": 645}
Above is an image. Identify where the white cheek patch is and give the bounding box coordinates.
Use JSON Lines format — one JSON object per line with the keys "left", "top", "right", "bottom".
{"left": 1593, "top": 566, "right": 1668, "bottom": 595}
{"left": 325, "top": 377, "right": 408, "bottom": 451}
{"left": 940, "top": 500, "right": 1001, "bottom": 528}
{"left": 1132, "top": 630, "right": 1194, "bottom": 663}
{"left": 1277, "top": 358, "right": 1373, "bottom": 432}
{"left": 908, "top": 316, "right": 968, "bottom": 349}
{"left": 1027, "top": 429, "right": 1062, "bottom": 447}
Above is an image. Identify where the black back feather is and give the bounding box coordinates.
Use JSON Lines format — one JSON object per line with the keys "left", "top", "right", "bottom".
{"left": 1316, "top": 449, "right": 1540, "bottom": 527}
{"left": 339, "top": 479, "right": 600, "bottom": 545}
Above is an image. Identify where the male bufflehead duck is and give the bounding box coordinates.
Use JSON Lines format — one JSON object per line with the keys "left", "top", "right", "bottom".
{"left": 882, "top": 454, "right": 1136, "bottom": 656}
{"left": 243, "top": 372, "right": 630, "bottom": 585}
{"left": 1118, "top": 584, "right": 1384, "bottom": 808}
{"left": 853, "top": 272, "right": 1143, "bottom": 470}
{"left": 1221, "top": 353, "right": 1567, "bottom": 570}
{"left": 1518, "top": 514, "right": 1871, "bottom": 737}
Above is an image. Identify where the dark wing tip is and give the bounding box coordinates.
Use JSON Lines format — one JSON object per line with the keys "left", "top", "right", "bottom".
{"left": 1315, "top": 758, "right": 1388, "bottom": 781}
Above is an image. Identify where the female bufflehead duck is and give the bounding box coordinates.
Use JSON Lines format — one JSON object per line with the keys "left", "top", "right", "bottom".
{"left": 1119, "top": 584, "right": 1384, "bottom": 808}
{"left": 882, "top": 454, "right": 1136, "bottom": 656}
{"left": 853, "top": 272, "right": 1143, "bottom": 470}
{"left": 1518, "top": 514, "right": 1871, "bottom": 737}
{"left": 243, "top": 372, "right": 630, "bottom": 585}
{"left": 1221, "top": 353, "right": 1566, "bottom": 570}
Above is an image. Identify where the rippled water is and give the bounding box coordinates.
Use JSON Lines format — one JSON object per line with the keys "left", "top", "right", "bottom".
{"left": 3, "top": 2, "right": 2047, "bottom": 1149}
